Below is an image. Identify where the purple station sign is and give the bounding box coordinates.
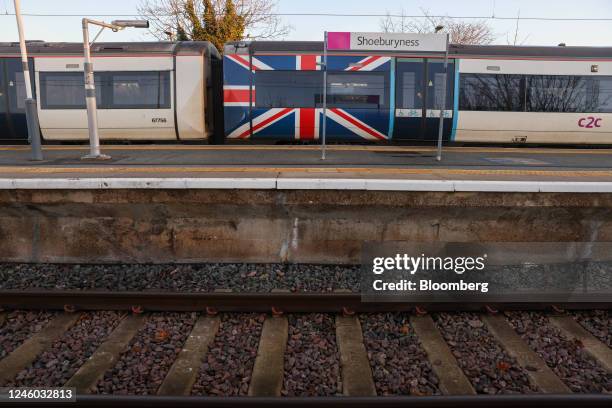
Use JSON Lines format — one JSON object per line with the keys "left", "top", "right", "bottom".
{"left": 327, "top": 31, "right": 447, "bottom": 52}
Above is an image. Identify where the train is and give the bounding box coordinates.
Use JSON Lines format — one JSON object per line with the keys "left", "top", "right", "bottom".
{"left": 0, "top": 40, "right": 611, "bottom": 145}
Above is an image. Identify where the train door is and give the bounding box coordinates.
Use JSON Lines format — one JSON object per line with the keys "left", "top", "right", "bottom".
{"left": 1, "top": 58, "right": 33, "bottom": 141}
{"left": 394, "top": 58, "right": 454, "bottom": 142}
{"left": 0, "top": 59, "right": 9, "bottom": 140}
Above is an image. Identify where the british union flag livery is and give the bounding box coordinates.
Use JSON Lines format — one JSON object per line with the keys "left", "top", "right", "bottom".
{"left": 224, "top": 43, "right": 392, "bottom": 142}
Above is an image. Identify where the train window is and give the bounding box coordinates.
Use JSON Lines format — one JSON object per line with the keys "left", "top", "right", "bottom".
{"left": 327, "top": 72, "right": 389, "bottom": 109}
{"left": 255, "top": 71, "right": 322, "bottom": 108}
{"left": 593, "top": 77, "right": 612, "bottom": 113}
{"left": 526, "top": 76, "right": 592, "bottom": 113}
{"left": 0, "top": 62, "right": 5, "bottom": 111}
{"left": 7, "top": 72, "right": 27, "bottom": 111}
{"left": 397, "top": 60, "right": 424, "bottom": 110}
{"left": 106, "top": 72, "right": 171, "bottom": 109}
{"left": 41, "top": 71, "right": 170, "bottom": 110}
{"left": 428, "top": 61, "right": 455, "bottom": 110}
{"left": 459, "top": 74, "right": 524, "bottom": 111}
{"left": 39, "top": 72, "right": 101, "bottom": 109}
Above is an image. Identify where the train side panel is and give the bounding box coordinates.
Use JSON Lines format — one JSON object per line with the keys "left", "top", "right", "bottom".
{"left": 36, "top": 56, "right": 177, "bottom": 141}
{"left": 456, "top": 58, "right": 612, "bottom": 144}
{"left": 456, "top": 112, "right": 612, "bottom": 144}
{"left": 176, "top": 55, "right": 207, "bottom": 140}
{"left": 223, "top": 48, "right": 392, "bottom": 142}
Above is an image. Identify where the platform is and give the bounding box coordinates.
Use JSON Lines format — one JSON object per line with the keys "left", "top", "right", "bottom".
{"left": 2, "top": 145, "right": 612, "bottom": 192}
{"left": 3, "top": 144, "right": 612, "bottom": 264}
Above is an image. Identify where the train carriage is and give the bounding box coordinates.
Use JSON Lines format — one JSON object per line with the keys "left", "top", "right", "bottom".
{"left": 223, "top": 41, "right": 612, "bottom": 145}
{"left": 223, "top": 41, "right": 455, "bottom": 143}
{"left": 0, "top": 41, "right": 222, "bottom": 143}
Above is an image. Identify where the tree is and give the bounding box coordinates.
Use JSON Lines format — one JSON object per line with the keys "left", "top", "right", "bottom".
{"left": 138, "top": 0, "right": 290, "bottom": 44}
{"left": 507, "top": 10, "right": 530, "bottom": 46}
{"left": 380, "top": 8, "right": 495, "bottom": 45}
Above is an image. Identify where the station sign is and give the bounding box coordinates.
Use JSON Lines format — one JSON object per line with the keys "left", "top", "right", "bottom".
{"left": 327, "top": 31, "right": 447, "bottom": 52}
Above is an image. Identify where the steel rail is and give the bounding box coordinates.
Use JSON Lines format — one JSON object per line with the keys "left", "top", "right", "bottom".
{"left": 0, "top": 290, "right": 609, "bottom": 313}
{"left": 43, "top": 394, "right": 612, "bottom": 408}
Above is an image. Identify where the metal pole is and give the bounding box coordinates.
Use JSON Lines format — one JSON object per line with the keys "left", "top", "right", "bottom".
{"left": 81, "top": 18, "right": 110, "bottom": 160}
{"left": 436, "top": 34, "right": 450, "bottom": 162}
{"left": 321, "top": 31, "right": 328, "bottom": 161}
{"left": 13, "top": 0, "right": 42, "bottom": 161}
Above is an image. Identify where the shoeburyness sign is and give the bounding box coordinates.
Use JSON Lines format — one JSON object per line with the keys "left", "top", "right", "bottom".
{"left": 327, "top": 32, "right": 447, "bottom": 52}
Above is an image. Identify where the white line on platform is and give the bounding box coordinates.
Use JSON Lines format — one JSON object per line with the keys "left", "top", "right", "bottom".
{"left": 0, "top": 178, "right": 277, "bottom": 190}
{"left": 2, "top": 177, "right": 612, "bottom": 193}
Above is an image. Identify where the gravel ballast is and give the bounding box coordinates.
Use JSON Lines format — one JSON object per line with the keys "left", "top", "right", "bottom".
{"left": 0, "top": 263, "right": 360, "bottom": 293}
{"left": 6, "top": 312, "right": 124, "bottom": 387}
{"left": 282, "top": 314, "right": 341, "bottom": 397}
{"left": 573, "top": 310, "right": 611, "bottom": 348}
{"left": 360, "top": 313, "right": 440, "bottom": 396}
{"left": 506, "top": 312, "right": 611, "bottom": 393}
{"left": 434, "top": 313, "right": 537, "bottom": 394}
{"left": 95, "top": 313, "right": 197, "bottom": 395}
{"left": 191, "top": 314, "right": 264, "bottom": 396}
{"left": 0, "top": 311, "right": 55, "bottom": 360}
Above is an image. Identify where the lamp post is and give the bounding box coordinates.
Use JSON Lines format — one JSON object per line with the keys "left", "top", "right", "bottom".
{"left": 81, "top": 19, "right": 149, "bottom": 160}
{"left": 13, "top": 0, "right": 43, "bottom": 161}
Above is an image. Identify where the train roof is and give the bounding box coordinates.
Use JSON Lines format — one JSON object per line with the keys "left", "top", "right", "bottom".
{"left": 225, "top": 41, "right": 612, "bottom": 59}
{"left": 0, "top": 41, "right": 221, "bottom": 59}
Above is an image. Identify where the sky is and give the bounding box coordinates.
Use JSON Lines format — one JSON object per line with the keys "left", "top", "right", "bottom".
{"left": 1, "top": 0, "right": 612, "bottom": 46}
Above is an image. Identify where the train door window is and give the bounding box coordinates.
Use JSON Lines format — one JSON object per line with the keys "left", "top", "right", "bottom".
{"left": 526, "top": 75, "right": 589, "bottom": 113}
{"left": 326, "top": 72, "right": 389, "bottom": 109}
{"left": 459, "top": 74, "right": 524, "bottom": 111}
{"left": 9, "top": 72, "right": 26, "bottom": 111}
{"left": 40, "top": 72, "right": 101, "bottom": 109}
{"left": 7, "top": 59, "right": 34, "bottom": 112}
{"left": 255, "top": 71, "right": 322, "bottom": 108}
{"left": 397, "top": 59, "right": 424, "bottom": 110}
{"left": 108, "top": 71, "right": 171, "bottom": 109}
{"left": 427, "top": 61, "right": 455, "bottom": 110}
{"left": 0, "top": 61, "right": 5, "bottom": 112}
{"left": 400, "top": 72, "right": 417, "bottom": 108}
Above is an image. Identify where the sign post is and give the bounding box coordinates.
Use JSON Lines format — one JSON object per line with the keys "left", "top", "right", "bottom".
{"left": 321, "top": 31, "right": 328, "bottom": 160}
{"left": 436, "top": 34, "right": 450, "bottom": 162}
{"left": 325, "top": 32, "right": 449, "bottom": 161}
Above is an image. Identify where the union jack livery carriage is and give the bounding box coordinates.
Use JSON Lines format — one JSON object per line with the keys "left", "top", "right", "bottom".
{"left": 223, "top": 41, "right": 456, "bottom": 143}
{"left": 223, "top": 41, "right": 612, "bottom": 145}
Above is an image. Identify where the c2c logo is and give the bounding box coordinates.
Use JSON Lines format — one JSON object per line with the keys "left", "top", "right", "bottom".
{"left": 578, "top": 117, "right": 602, "bottom": 129}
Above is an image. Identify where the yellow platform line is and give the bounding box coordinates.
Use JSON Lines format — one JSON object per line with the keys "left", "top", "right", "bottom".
{"left": 2, "top": 145, "right": 612, "bottom": 155}
{"left": 2, "top": 166, "right": 612, "bottom": 178}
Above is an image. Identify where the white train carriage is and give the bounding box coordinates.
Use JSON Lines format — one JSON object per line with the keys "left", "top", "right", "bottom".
{"left": 0, "top": 41, "right": 222, "bottom": 142}
{"left": 454, "top": 45, "right": 612, "bottom": 144}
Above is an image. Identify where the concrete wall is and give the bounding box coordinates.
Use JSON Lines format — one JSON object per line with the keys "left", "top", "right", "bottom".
{"left": 1, "top": 189, "right": 612, "bottom": 264}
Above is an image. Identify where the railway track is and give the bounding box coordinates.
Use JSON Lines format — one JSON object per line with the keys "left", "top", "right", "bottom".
{"left": 0, "top": 264, "right": 610, "bottom": 406}
{"left": 0, "top": 289, "right": 610, "bottom": 313}
{"left": 0, "top": 302, "right": 610, "bottom": 406}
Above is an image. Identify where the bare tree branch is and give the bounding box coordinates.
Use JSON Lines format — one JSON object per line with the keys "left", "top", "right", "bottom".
{"left": 506, "top": 9, "right": 530, "bottom": 45}
{"left": 137, "top": 0, "right": 291, "bottom": 41}
{"left": 380, "top": 7, "right": 496, "bottom": 45}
